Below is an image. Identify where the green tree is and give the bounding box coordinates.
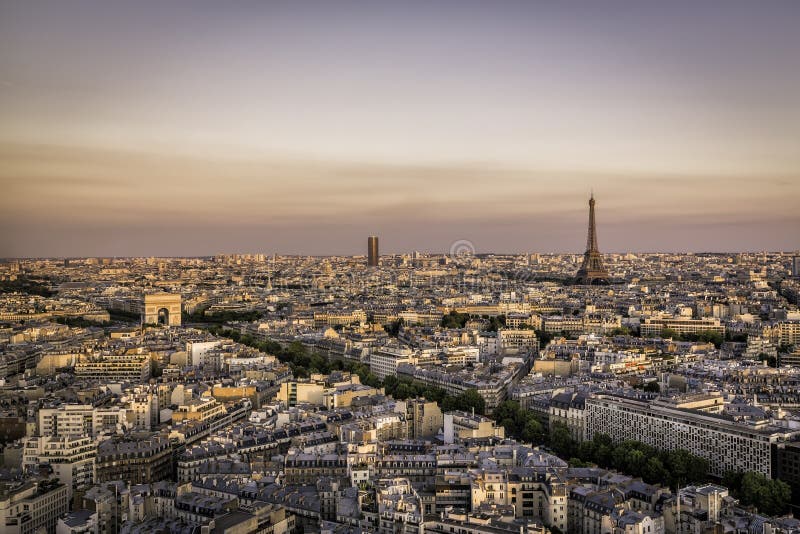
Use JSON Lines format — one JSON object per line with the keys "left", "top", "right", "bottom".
{"left": 643, "top": 457, "right": 670, "bottom": 484}
{"left": 660, "top": 328, "right": 679, "bottom": 339}
{"left": 576, "top": 440, "right": 596, "bottom": 464}
{"left": 612, "top": 443, "right": 633, "bottom": 472}
{"left": 643, "top": 381, "right": 661, "bottom": 393}
{"left": 590, "top": 433, "right": 614, "bottom": 467}
{"left": 761, "top": 354, "right": 778, "bottom": 368}
{"left": 384, "top": 318, "right": 404, "bottom": 336}
{"left": 362, "top": 372, "right": 382, "bottom": 388}
{"left": 500, "top": 418, "right": 516, "bottom": 434}
{"left": 423, "top": 386, "right": 446, "bottom": 404}
{"left": 734, "top": 472, "right": 792, "bottom": 516}
{"left": 441, "top": 310, "right": 470, "bottom": 329}
{"left": 493, "top": 401, "right": 520, "bottom": 426}
{"left": 394, "top": 383, "right": 415, "bottom": 399}
{"left": 550, "top": 422, "right": 575, "bottom": 458}
{"left": 287, "top": 341, "right": 307, "bottom": 358}
{"left": 460, "top": 389, "right": 487, "bottom": 415}
{"left": 535, "top": 330, "right": 553, "bottom": 346}
{"left": 627, "top": 449, "right": 648, "bottom": 477}
{"left": 491, "top": 400, "right": 545, "bottom": 444}
{"left": 568, "top": 458, "right": 591, "bottom": 468}
{"left": 664, "top": 449, "right": 708, "bottom": 490}
{"left": 309, "top": 353, "right": 330, "bottom": 374}
{"left": 595, "top": 444, "right": 614, "bottom": 468}
{"left": 442, "top": 389, "right": 485, "bottom": 415}
{"left": 521, "top": 418, "right": 545, "bottom": 444}
{"left": 609, "top": 326, "right": 632, "bottom": 336}
{"left": 383, "top": 375, "right": 398, "bottom": 394}
{"left": 486, "top": 315, "right": 506, "bottom": 332}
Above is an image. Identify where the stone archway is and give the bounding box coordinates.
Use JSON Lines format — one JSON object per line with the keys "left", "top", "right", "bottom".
{"left": 143, "top": 293, "right": 182, "bottom": 326}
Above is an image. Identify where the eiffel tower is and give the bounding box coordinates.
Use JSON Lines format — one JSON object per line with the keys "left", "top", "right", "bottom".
{"left": 575, "top": 194, "right": 610, "bottom": 285}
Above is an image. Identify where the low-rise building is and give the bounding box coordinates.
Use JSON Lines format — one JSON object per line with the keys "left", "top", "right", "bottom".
{"left": 0, "top": 479, "right": 69, "bottom": 534}
{"left": 95, "top": 434, "right": 173, "bottom": 485}
{"left": 22, "top": 436, "right": 96, "bottom": 499}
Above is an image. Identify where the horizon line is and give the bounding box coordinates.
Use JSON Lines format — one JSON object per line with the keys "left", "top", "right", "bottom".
{"left": 3, "top": 250, "right": 799, "bottom": 261}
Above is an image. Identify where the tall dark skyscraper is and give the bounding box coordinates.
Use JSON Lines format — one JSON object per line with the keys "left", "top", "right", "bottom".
{"left": 575, "top": 194, "right": 610, "bottom": 285}
{"left": 367, "top": 236, "right": 379, "bottom": 267}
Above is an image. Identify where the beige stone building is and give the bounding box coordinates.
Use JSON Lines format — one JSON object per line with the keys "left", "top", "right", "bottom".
{"left": 405, "top": 398, "right": 443, "bottom": 439}
{"left": 0, "top": 479, "right": 69, "bottom": 534}
{"left": 143, "top": 293, "right": 182, "bottom": 326}
{"left": 171, "top": 396, "right": 226, "bottom": 423}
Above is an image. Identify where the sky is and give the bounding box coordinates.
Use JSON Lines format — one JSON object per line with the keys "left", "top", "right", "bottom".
{"left": 1, "top": 1, "right": 799, "bottom": 257}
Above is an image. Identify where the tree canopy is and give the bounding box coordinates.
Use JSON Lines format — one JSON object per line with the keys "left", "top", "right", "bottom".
{"left": 549, "top": 423, "right": 709, "bottom": 490}
{"left": 723, "top": 471, "right": 792, "bottom": 516}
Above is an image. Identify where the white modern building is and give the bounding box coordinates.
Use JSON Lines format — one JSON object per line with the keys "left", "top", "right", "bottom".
{"left": 585, "top": 394, "right": 798, "bottom": 478}
{"left": 369, "top": 347, "right": 415, "bottom": 380}
{"left": 22, "top": 436, "right": 96, "bottom": 499}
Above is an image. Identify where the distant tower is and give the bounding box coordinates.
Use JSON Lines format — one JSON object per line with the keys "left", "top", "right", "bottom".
{"left": 575, "top": 194, "right": 610, "bottom": 285}
{"left": 367, "top": 236, "right": 379, "bottom": 267}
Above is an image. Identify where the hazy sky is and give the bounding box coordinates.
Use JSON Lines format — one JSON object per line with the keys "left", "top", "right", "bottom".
{"left": 1, "top": 1, "right": 799, "bottom": 257}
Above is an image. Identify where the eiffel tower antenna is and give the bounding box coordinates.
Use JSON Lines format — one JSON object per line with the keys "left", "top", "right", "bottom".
{"left": 586, "top": 193, "right": 599, "bottom": 252}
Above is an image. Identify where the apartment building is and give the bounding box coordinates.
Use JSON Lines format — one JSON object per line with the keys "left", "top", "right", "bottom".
{"left": 0, "top": 479, "right": 69, "bottom": 534}
{"left": 423, "top": 508, "right": 548, "bottom": 534}
{"left": 434, "top": 472, "right": 472, "bottom": 512}
{"left": 776, "top": 321, "right": 800, "bottom": 346}
{"left": 74, "top": 354, "right": 151, "bottom": 382}
{"left": 542, "top": 316, "right": 585, "bottom": 335}
{"left": 585, "top": 394, "right": 798, "bottom": 477}
{"left": 313, "top": 310, "right": 367, "bottom": 328}
{"left": 443, "top": 412, "right": 505, "bottom": 442}
{"left": 370, "top": 347, "right": 415, "bottom": 380}
{"left": 278, "top": 381, "right": 325, "bottom": 407}
{"left": 95, "top": 434, "right": 173, "bottom": 485}
{"left": 339, "top": 411, "right": 408, "bottom": 444}
{"left": 405, "top": 398, "right": 443, "bottom": 439}
{"left": 38, "top": 404, "right": 127, "bottom": 438}
{"left": 498, "top": 329, "right": 539, "bottom": 355}
{"left": 283, "top": 453, "right": 348, "bottom": 485}
{"left": 549, "top": 391, "right": 588, "bottom": 442}
{"left": 374, "top": 455, "right": 437, "bottom": 484}
{"left": 640, "top": 317, "right": 725, "bottom": 337}
{"left": 22, "top": 436, "right": 96, "bottom": 499}
{"left": 171, "top": 397, "right": 226, "bottom": 423}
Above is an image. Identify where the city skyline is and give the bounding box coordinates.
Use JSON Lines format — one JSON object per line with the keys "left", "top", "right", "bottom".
{"left": 2, "top": 1, "right": 800, "bottom": 257}
{"left": 3, "top": 3, "right": 800, "bottom": 529}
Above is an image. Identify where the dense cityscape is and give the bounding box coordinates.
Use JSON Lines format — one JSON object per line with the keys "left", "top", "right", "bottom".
{"left": 4, "top": 2, "right": 800, "bottom": 534}
{"left": 1, "top": 195, "right": 800, "bottom": 534}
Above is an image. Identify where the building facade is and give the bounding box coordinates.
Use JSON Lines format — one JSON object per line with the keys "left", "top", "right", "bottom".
{"left": 0, "top": 480, "right": 69, "bottom": 534}
{"left": 585, "top": 394, "right": 797, "bottom": 478}
{"left": 368, "top": 236, "right": 379, "bottom": 267}
{"left": 95, "top": 435, "right": 173, "bottom": 485}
